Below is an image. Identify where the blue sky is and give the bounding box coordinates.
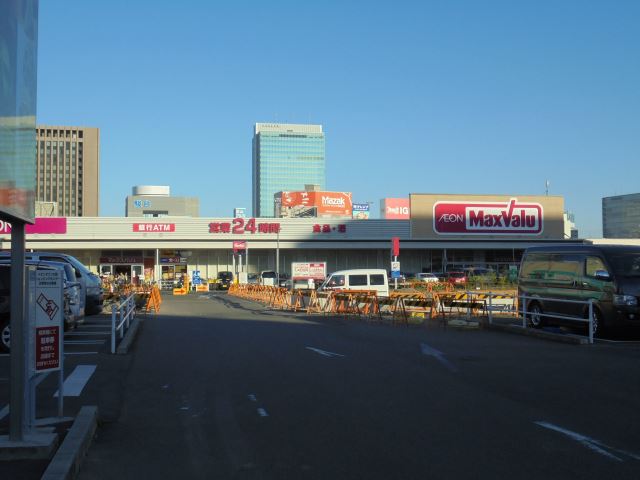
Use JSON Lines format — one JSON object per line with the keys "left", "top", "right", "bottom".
{"left": 36, "top": 0, "right": 640, "bottom": 237}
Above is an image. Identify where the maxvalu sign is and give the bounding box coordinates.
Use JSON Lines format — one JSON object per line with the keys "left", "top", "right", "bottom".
{"left": 410, "top": 194, "right": 564, "bottom": 240}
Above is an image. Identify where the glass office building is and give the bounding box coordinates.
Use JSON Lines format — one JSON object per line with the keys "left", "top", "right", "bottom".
{"left": 603, "top": 193, "right": 640, "bottom": 238}
{"left": 252, "top": 123, "right": 325, "bottom": 217}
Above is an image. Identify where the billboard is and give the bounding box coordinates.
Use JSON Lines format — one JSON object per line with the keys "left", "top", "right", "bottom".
{"left": 276, "top": 191, "right": 352, "bottom": 218}
{"left": 381, "top": 198, "right": 410, "bottom": 219}
{"left": 352, "top": 203, "right": 370, "bottom": 219}
{"left": 410, "top": 194, "right": 565, "bottom": 239}
{"left": 0, "top": 1, "right": 39, "bottom": 222}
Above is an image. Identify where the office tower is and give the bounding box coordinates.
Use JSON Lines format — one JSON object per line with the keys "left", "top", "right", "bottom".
{"left": 252, "top": 123, "right": 325, "bottom": 217}
{"left": 36, "top": 126, "right": 99, "bottom": 217}
{"left": 603, "top": 193, "right": 640, "bottom": 238}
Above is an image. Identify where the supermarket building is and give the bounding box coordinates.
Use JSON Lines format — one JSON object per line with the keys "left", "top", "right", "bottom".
{"left": 1, "top": 193, "right": 606, "bottom": 287}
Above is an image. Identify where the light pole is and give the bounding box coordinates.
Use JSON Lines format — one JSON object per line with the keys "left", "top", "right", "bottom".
{"left": 276, "top": 230, "right": 280, "bottom": 284}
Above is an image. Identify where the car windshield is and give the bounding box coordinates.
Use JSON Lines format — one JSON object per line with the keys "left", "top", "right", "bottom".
{"left": 608, "top": 254, "right": 640, "bottom": 277}
{"left": 449, "top": 272, "right": 465, "bottom": 278}
{"left": 262, "top": 271, "right": 277, "bottom": 279}
{"left": 219, "top": 272, "right": 233, "bottom": 280}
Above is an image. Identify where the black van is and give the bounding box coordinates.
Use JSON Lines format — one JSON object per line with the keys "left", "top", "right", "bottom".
{"left": 518, "top": 245, "right": 640, "bottom": 335}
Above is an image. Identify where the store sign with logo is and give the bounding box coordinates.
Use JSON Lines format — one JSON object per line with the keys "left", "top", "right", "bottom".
{"left": 433, "top": 198, "right": 543, "bottom": 235}
{"left": 133, "top": 223, "right": 175, "bottom": 232}
{"left": 0, "top": 217, "right": 67, "bottom": 235}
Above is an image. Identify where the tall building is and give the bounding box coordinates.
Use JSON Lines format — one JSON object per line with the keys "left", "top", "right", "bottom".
{"left": 36, "top": 126, "right": 100, "bottom": 216}
{"left": 125, "top": 185, "right": 199, "bottom": 217}
{"left": 252, "top": 123, "right": 325, "bottom": 217}
{"left": 603, "top": 193, "right": 640, "bottom": 238}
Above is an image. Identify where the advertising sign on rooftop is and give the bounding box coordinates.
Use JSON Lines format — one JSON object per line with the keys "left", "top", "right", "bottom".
{"left": 410, "top": 194, "right": 565, "bottom": 240}
{"left": 276, "top": 191, "right": 352, "bottom": 218}
{"left": 381, "top": 198, "right": 410, "bottom": 219}
{"left": 352, "top": 203, "right": 370, "bottom": 219}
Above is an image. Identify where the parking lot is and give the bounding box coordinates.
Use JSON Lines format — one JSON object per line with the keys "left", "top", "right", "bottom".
{"left": 2, "top": 291, "right": 640, "bottom": 479}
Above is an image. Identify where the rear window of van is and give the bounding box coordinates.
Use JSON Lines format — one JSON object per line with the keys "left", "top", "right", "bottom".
{"left": 370, "top": 274, "right": 385, "bottom": 285}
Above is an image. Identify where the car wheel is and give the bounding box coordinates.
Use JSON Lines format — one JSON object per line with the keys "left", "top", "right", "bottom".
{"left": 0, "top": 320, "right": 10, "bottom": 353}
{"left": 528, "top": 302, "right": 544, "bottom": 328}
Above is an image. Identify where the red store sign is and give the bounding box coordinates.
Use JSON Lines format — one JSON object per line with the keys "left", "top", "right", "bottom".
{"left": 133, "top": 223, "right": 176, "bottom": 232}
{"left": 209, "top": 218, "right": 280, "bottom": 234}
{"left": 313, "top": 224, "right": 347, "bottom": 233}
{"left": 433, "top": 198, "right": 543, "bottom": 235}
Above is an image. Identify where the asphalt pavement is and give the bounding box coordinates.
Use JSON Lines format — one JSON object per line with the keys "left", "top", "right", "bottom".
{"left": 70, "top": 292, "right": 640, "bottom": 480}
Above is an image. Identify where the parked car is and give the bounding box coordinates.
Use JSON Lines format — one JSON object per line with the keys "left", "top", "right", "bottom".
{"left": 216, "top": 271, "right": 234, "bottom": 290}
{"left": 0, "top": 251, "right": 103, "bottom": 315}
{"left": 414, "top": 272, "right": 440, "bottom": 283}
{"left": 319, "top": 269, "right": 389, "bottom": 297}
{"left": 518, "top": 245, "right": 640, "bottom": 336}
{"left": 260, "top": 270, "right": 277, "bottom": 286}
{"left": 0, "top": 261, "right": 80, "bottom": 353}
{"left": 278, "top": 273, "right": 291, "bottom": 289}
{"left": 446, "top": 271, "right": 468, "bottom": 285}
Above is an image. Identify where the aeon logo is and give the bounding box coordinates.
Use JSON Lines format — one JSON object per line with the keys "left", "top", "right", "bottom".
{"left": 322, "top": 196, "right": 345, "bottom": 206}
{"left": 438, "top": 213, "right": 463, "bottom": 223}
{"left": 433, "top": 199, "right": 543, "bottom": 235}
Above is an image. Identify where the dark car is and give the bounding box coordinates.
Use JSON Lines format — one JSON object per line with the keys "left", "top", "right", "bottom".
{"left": 217, "top": 271, "right": 234, "bottom": 290}
{"left": 0, "top": 251, "right": 103, "bottom": 315}
{"left": 0, "top": 262, "right": 80, "bottom": 353}
{"left": 519, "top": 245, "right": 640, "bottom": 336}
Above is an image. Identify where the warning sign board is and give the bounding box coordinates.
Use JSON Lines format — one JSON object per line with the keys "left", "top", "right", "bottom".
{"left": 33, "top": 269, "right": 63, "bottom": 373}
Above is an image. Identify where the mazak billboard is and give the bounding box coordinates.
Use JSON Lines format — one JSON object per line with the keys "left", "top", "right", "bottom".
{"left": 410, "top": 194, "right": 565, "bottom": 240}
{"left": 276, "top": 191, "right": 352, "bottom": 218}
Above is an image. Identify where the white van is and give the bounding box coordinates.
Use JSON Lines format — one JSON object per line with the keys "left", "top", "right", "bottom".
{"left": 319, "top": 269, "right": 389, "bottom": 297}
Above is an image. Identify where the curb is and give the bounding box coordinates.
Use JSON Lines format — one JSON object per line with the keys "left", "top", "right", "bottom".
{"left": 485, "top": 322, "right": 589, "bottom": 345}
{"left": 116, "top": 315, "right": 142, "bottom": 355}
{"left": 41, "top": 406, "right": 98, "bottom": 480}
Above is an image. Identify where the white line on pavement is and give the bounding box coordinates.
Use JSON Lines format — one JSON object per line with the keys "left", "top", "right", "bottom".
{"left": 305, "top": 346, "right": 345, "bottom": 358}
{"left": 535, "top": 421, "right": 640, "bottom": 462}
{"left": 54, "top": 364, "right": 97, "bottom": 397}
{"left": 0, "top": 404, "right": 8, "bottom": 421}
{"left": 420, "top": 343, "right": 458, "bottom": 373}
{"left": 64, "top": 340, "right": 105, "bottom": 345}
{"left": 257, "top": 408, "right": 269, "bottom": 417}
{"left": 248, "top": 394, "right": 257, "bottom": 402}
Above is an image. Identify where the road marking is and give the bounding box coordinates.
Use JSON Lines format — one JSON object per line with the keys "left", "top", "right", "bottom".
{"left": 54, "top": 364, "right": 97, "bottom": 397}
{"left": 64, "top": 340, "right": 105, "bottom": 345}
{"left": 305, "top": 346, "right": 345, "bottom": 358}
{"left": 248, "top": 394, "right": 257, "bottom": 402}
{"left": 257, "top": 408, "right": 269, "bottom": 417}
{"left": 64, "top": 331, "right": 111, "bottom": 336}
{"left": 420, "top": 343, "right": 458, "bottom": 373}
{"left": 0, "top": 404, "right": 8, "bottom": 421}
{"left": 535, "top": 421, "right": 640, "bottom": 462}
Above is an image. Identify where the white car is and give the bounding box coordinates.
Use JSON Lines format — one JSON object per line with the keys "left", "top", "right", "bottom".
{"left": 415, "top": 273, "right": 440, "bottom": 283}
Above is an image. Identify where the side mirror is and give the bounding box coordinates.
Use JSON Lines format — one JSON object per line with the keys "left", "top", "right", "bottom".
{"left": 594, "top": 270, "right": 611, "bottom": 281}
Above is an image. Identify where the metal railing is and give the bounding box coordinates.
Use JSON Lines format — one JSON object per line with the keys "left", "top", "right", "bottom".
{"left": 111, "top": 293, "right": 137, "bottom": 353}
{"left": 517, "top": 294, "right": 595, "bottom": 344}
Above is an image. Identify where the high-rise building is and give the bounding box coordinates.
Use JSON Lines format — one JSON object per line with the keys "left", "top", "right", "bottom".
{"left": 36, "top": 126, "right": 100, "bottom": 216}
{"left": 252, "top": 123, "right": 325, "bottom": 217}
{"left": 603, "top": 193, "right": 640, "bottom": 238}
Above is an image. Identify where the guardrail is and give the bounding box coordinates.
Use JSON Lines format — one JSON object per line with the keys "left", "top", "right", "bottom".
{"left": 111, "top": 293, "right": 137, "bottom": 353}
{"left": 517, "top": 294, "right": 595, "bottom": 344}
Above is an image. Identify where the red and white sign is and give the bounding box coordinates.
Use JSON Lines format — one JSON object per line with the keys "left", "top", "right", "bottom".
{"left": 33, "top": 269, "right": 63, "bottom": 373}
{"left": 278, "top": 191, "right": 352, "bottom": 217}
{"left": 381, "top": 198, "right": 410, "bottom": 219}
{"left": 133, "top": 223, "right": 175, "bottom": 232}
{"left": 233, "top": 241, "right": 246, "bottom": 252}
{"left": 209, "top": 218, "right": 280, "bottom": 234}
{"left": 291, "top": 262, "right": 327, "bottom": 281}
{"left": 0, "top": 217, "right": 67, "bottom": 235}
{"left": 433, "top": 198, "right": 543, "bottom": 235}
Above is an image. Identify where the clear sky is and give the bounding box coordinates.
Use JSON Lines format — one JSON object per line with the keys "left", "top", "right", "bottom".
{"left": 36, "top": 0, "right": 640, "bottom": 237}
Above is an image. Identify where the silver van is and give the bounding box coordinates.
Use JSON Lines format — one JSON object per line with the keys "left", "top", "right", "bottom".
{"left": 319, "top": 269, "right": 389, "bottom": 297}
